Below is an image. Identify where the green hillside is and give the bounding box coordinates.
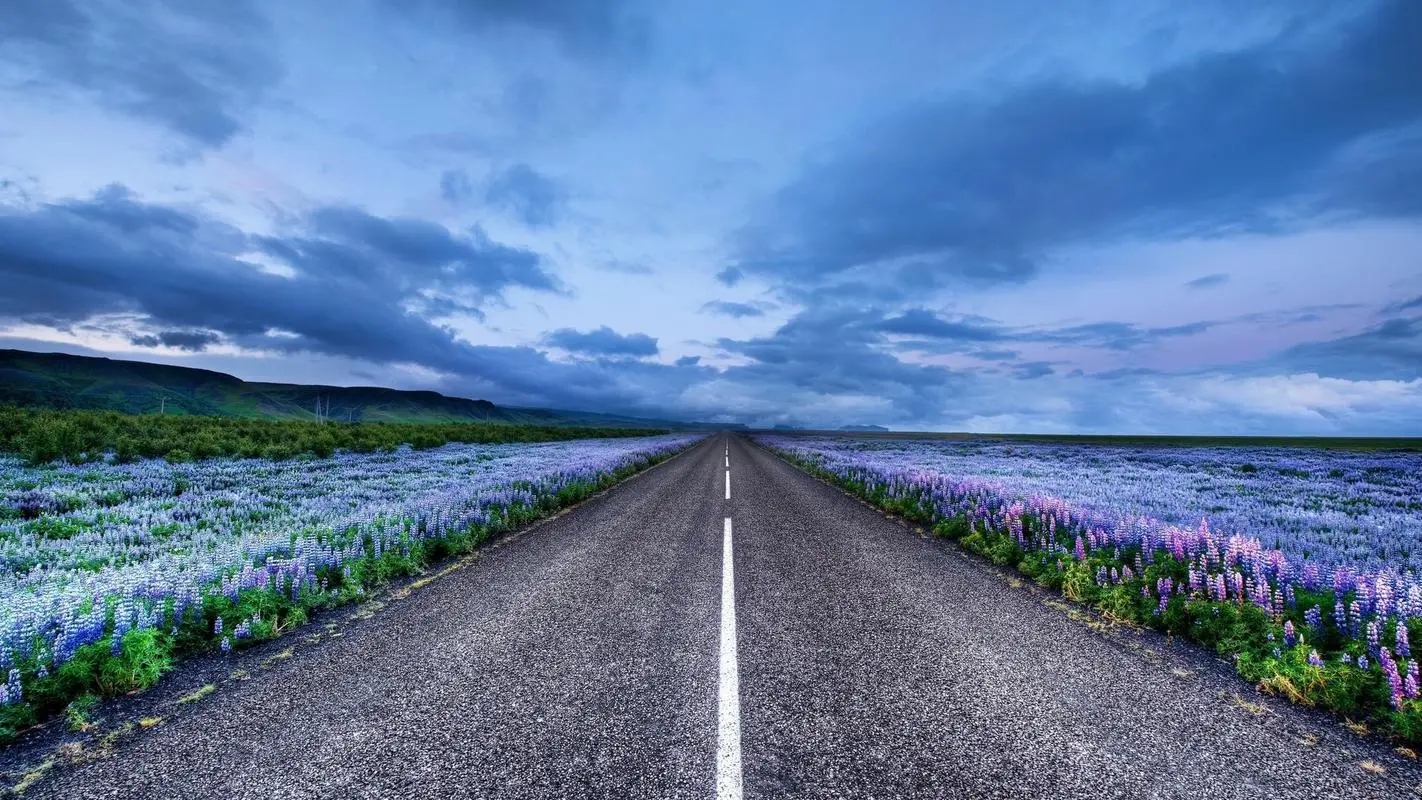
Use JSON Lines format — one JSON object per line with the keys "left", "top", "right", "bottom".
{"left": 0, "top": 349, "right": 681, "bottom": 427}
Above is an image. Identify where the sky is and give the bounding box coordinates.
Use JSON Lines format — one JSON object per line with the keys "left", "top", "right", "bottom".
{"left": 1, "top": 0, "right": 1420, "bottom": 434}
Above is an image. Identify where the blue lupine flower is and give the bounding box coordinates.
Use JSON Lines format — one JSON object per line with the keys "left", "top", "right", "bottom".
{"left": 4, "top": 669, "right": 21, "bottom": 705}
{"left": 1304, "top": 606, "right": 1322, "bottom": 633}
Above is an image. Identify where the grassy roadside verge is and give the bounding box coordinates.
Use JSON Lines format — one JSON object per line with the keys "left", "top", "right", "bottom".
{"left": 0, "top": 437, "right": 702, "bottom": 745}
{"left": 759, "top": 440, "right": 1422, "bottom": 746}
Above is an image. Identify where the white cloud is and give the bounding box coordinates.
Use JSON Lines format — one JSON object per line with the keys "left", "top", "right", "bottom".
{"left": 1153, "top": 372, "right": 1422, "bottom": 427}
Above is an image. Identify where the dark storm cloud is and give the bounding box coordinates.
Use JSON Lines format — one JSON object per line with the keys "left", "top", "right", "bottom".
{"left": 129, "top": 329, "right": 223, "bottom": 352}
{"left": 260, "top": 205, "right": 559, "bottom": 304}
{"left": 543, "top": 326, "right": 659, "bottom": 358}
{"left": 1274, "top": 315, "right": 1422, "bottom": 380}
{"left": 1012, "top": 362, "right": 1055, "bottom": 380}
{"left": 876, "top": 310, "right": 1005, "bottom": 341}
{"left": 674, "top": 355, "right": 700, "bottom": 367}
{"left": 1034, "top": 321, "right": 1217, "bottom": 351}
{"left": 440, "top": 169, "right": 474, "bottom": 204}
{"left": 967, "top": 350, "right": 1016, "bottom": 362}
{"left": 730, "top": 0, "right": 1422, "bottom": 293}
{"left": 713, "top": 306, "right": 965, "bottom": 422}
{"left": 0, "top": 0, "right": 281, "bottom": 147}
{"left": 1386, "top": 295, "right": 1422, "bottom": 313}
{"left": 387, "top": 0, "right": 645, "bottom": 58}
{"left": 597, "top": 260, "right": 655, "bottom": 276}
{"left": 0, "top": 185, "right": 556, "bottom": 368}
{"left": 485, "top": 164, "right": 567, "bottom": 228}
{"left": 1186, "top": 273, "right": 1230, "bottom": 289}
{"left": 714, "top": 267, "right": 744, "bottom": 287}
{"left": 875, "top": 310, "right": 1217, "bottom": 353}
{"left": 700, "top": 301, "right": 767, "bottom": 319}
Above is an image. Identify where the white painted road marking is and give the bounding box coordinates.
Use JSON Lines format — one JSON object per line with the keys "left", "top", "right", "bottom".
{"left": 717, "top": 517, "right": 743, "bottom": 800}
{"left": 725, "top": 469, "right": 731, "bottom": 500}
{"left": 725, "top": 455, "right": 729, "bottom": 467}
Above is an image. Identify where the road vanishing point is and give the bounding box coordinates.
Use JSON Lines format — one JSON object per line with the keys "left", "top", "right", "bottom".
{"left": 27, "top": 435, "right": 1422, "bottom": 799}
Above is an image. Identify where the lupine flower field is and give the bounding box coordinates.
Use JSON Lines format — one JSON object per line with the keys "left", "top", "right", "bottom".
{"left": 0, "top": 434, "right": 702, "bottom": 740}
{"left": 757, "top": 434, "right": 1422, "bottom": 741}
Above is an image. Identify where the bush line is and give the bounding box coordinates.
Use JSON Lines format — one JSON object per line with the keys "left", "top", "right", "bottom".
{"left": 0, "top": 405, "right": 667, "bottom": 466}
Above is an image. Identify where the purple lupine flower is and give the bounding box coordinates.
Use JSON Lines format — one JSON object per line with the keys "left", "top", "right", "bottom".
{"left": 220, "top": 636, "right": 232, "bottom": 654}
{"left": 1408, "top": 661, "right": 1421, "bottom": 699}
{"left": 1367, "top": 621, "right": 1380, "bottom": 658}
{"left": 1283, "top": 620, "right": 1297, "bottom": 648}
{"left": 1358, "top": 654, "right": 1370, "bottom": 671}
{"left": 1308, "top": 649, "right": 1323, "bottom": 667}
{"left": 1073, "top": 536, "right": 1086, "bottom": 561}
{"left": 1398, "top": 623, "right": 1411, "bottom": 659}
{"left": 1304, "top": 605, "right": 1322, "bottom": 633}
{"left": 214, "top": 617, "right": 223, "bottom": 637}
{"left": 1382, "top": 649, "right": 1404, "bottom": 709}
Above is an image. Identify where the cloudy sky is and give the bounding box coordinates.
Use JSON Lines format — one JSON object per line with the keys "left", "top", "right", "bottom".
{"left": 1, "top": 0, "right": 1420, "bottom": 433}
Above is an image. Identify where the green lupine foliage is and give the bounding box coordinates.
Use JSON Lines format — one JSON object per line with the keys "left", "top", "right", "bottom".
{"left": 0, "top": 405, "right": 666, "bottom": 466}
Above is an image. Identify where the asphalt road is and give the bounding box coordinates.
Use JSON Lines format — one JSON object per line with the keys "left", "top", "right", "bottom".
{"left": 24, "top": 434, "right": 1422, "bottom": 798}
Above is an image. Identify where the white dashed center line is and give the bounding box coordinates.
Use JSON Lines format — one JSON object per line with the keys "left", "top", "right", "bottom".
{"left": 716, "top": 516, "right": 743, "bottom": 799}
{"left": 725, "top": 469, "right": 731, "bottom": 500}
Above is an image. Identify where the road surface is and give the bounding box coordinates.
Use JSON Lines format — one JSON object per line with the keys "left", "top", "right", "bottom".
{"left": 22, "top": 434, "right": 1420, "bottom": 798}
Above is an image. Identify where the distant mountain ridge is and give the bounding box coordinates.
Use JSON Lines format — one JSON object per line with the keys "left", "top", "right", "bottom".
{"left": 0, "top": 349, "right": 692, "bottom": 428}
